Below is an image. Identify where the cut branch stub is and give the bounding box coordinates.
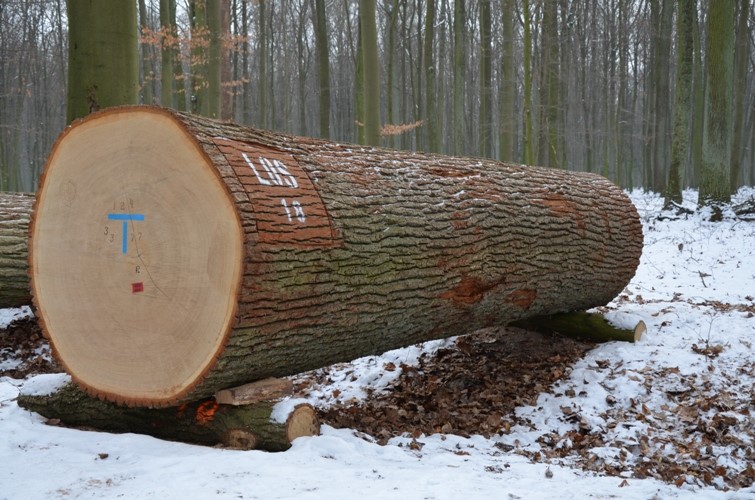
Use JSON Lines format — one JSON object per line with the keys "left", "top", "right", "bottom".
{"left": 30, "top": 106, "right": 643, "bottom": 407}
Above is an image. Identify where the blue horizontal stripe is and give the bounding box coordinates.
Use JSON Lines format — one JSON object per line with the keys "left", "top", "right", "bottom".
{"left": 108, "top": 213, "right": 145, "bottom": 221}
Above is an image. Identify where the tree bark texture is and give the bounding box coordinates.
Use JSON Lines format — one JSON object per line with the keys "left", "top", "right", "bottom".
{"left": 66, "top": 0, "right": 139, "bottom": 123}
{"left": 0, "top": 192, "right": 33, "bottom": 308}
{"left": 511, "top": 312, "right": 646, "bottom": 343}
{"left": 17, "top": 383, "right": 319, "bottom": 451}
{"left": 31, "top": 106, "right": 643, "bottom": 407}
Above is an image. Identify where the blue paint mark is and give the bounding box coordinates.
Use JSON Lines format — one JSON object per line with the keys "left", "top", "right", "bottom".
{"left": 107, "top": 213, "right": 145, "bottom": 254}
{"left": 107, "top": 214, "right": 145, "bottom": 221}
{"left": 122, "top": 221, "right": 128, "bottom": 254}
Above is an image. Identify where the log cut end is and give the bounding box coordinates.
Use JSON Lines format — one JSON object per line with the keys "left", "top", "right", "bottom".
{"left": 286, "top": 404, "right": 320, "bottom": 442}
{"left": 29, "top": 107, "right": 244, "bottom": 407}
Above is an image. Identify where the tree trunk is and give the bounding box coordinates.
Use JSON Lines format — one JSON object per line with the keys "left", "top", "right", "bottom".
{"left": 664, "top": 0, "right": 694, "bottom": 208}
{"left": 159, "top": 0, "right": 175, "bottom": 108}
{"left": 499, "top": 0, "right": 515, "bottom": 162}
{"left": 359, "top": 0, "right": 380, "bottom": 146}
{"left": 189, "top": 0, "right": 208, "bottom": 116}
{"left": 700, "top": 0, "right": 735, "bottom": 207}
{"left": 452, "top": 0, "right": 466, "bottom": 157}
{"left": 17, "top": 383, "right": 318, "bottom": 451}
{"left": 521, "top": 0, "right": 534, "bottom": 164}
{"left": 729, "top": 0, "right": 749, "bottom": 192}
{"left": 479, "top": 0, "right": 492, "bottom": 158}
{"left": 66, "top": 0, "right": 139, "bottom": 123}
{"left": 0, "top": 192, "right": 33, "bottom": 308}
{"left": 424, "top": 0, "right": 437, "bottom": 153}
{"left": 138, "top": 0, "right": 154, "bottom": 105}
{"left": 313, "top": 0, "right": 331, "bottom": 139}
{"left": 206, "top": 0, "right": 222, "bottom": 119}
{"left": 30, "top": 106, "right": 643, "bottom": 408}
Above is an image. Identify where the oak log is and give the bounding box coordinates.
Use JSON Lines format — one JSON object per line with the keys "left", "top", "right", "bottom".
{"left": 17, "top": 383, "right": 318, "bottom": 451}
{"left": 510, "top": 312, "right": 647, "bottom": 343}
{"left": 0, "top": 192, "right": 33, "bottom": 308}
{"left": 30, "top": 106, "right": 643, "bottom": 407}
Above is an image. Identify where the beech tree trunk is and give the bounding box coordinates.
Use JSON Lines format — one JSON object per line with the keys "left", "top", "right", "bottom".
{"left": 30, "top": 106, "right": 643, "bottom": 408}
{"left": 17, "top": 383, "right": 318, "bottom": 451}
{"left": 0, "top": 192, "right": 33, "bottom": 308}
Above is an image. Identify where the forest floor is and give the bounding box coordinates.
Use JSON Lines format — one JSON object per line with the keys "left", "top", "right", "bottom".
{"left": 1, "top": 188, "right": 754, "bottom": 499}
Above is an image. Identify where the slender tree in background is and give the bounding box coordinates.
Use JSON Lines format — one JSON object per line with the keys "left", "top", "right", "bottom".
{"left": 664, "top": 0, "right": 694, "bottom": 208}
{"left": 699, "top": 0, "right": 736, "bottom": 208}
{"left": 521, "top": 0, "right": 534, "bottom": 165}
{"left": 645, "top": 0, "right": 673, "bottom": 192}
{"left": 160, "top": 0, "right": 175, "bottom": 107}
{"left": 258, "top": 0, "right": 268, "bottom": 127}
{"left": 690, "top": 2, "right": 704, "bottom": 185}
{"left": 479, "top": 0, "right": 492, "bottom": 158}
{"left": 66, "top": 0, "right": 139, "bottom": 123}
{"left": 360, "top": 0, "right": 381, "bottom": 146}
{"left": 424, "top": 0, "right": 438, "bottom": 152}
{"left": 314, "top": 0, "right": 331, "bottom": 139}
{"left": 138, "top": 0, "right": 155, "bottom": 104}
{"left": 189, "top": 0, "right": 208, "bottom": 115}
{"left": 452, "top": 0, "right": 465, "bottom": 156}
{"left": 206, "top": 0, "right": 222, "bottom": 118}
{"left": 499, "top": 0, "right": 515, "bottom": 162}
{"left": 730, "top": 0, "right": 750, "bottom": 191}
{"left": 538, "top": 0, "right": 560, "bottom": 168}
{"left": 355, "top": 19, "right": 365, "bottom": 144}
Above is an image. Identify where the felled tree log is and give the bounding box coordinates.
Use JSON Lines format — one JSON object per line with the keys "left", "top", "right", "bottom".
{"left": 0, "top": 192, "right": 33, "bottom": 308}
{"left": 30, "top": 105, "right": 643, "bottom": 407}
{"left": 17, "top": 383, "right": 318, "bottom": 451}
{"left": 510, "top": 312, "right": 647, "bottom": 343}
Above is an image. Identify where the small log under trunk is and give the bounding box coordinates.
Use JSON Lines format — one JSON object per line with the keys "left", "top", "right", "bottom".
{"left": 30, "top": 106, "right": 643, "bottom": 407}
{"left": 511, "top": 312, "right": 646, "bottom": 343}
{"left": 0, "top": 192, "right": 33, "bottom": 308}
{"left": 17, "top": 383, "right": 318, "bottom": 451}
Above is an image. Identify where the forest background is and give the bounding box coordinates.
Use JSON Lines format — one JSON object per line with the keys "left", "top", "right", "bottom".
{"left": 0, "top": 0, "right": 752, "bottom": 206}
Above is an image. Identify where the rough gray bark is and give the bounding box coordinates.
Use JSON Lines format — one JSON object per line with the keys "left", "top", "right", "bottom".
{"left": 0, "top": 192, "right": 33, "bottom": 308}
{"left": 33, "top": 106, "right": 643, "bottom": 407}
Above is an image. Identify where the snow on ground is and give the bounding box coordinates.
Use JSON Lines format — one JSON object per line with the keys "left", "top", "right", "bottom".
{"left": 1, "top": 189, "right": 753, "bottom": 499}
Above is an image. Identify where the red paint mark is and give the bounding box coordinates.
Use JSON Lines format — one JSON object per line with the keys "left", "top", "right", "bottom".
{"left": 538, "top": 192, "right": 586, "bottom": 236}
{"left": 505, "top": 289, "right": 537, "bottom": 310}
{"left": 195, "top": 401, "right": 220, "bottom": 425}
{"left": 439, "top": 274, "right": 507, "bottom": 307}
{"left": 132, "top": 282, "right": 144, "bottom": 293}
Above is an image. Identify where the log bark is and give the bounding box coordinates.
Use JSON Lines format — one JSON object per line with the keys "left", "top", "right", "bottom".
{"left": 30, "top": 106, "right": 643, "bottom": 407}
{"left": 511, "top": 312, "right": 646, "bottom": 343}
{"left": 0, "top": 192, "right": 33, "bottom": 308}
{"left": 17, "top": 383, "right": 318, "bottom": 451}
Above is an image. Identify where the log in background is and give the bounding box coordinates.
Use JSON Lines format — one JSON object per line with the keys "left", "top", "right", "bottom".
{"left": 0, "top": 192, "right": 33, "bottom": 308}
{"left": 33, "top": 107, "right": 644, "bottom": 406}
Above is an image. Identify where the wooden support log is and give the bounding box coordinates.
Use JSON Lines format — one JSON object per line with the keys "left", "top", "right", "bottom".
{"left": 215, "top": 377, "right": 293, "bottom": 406}
{"left": 30, "top": 106, "right": 644, "bottom": 407}
{"left": 17, "top": 382, "right": 318, "bottom": 451}
{"left": 510, "top": 312, "right": 646, "bottom": 343}
{"left": 0, "top": 192, "right": 33, "bottom": 308}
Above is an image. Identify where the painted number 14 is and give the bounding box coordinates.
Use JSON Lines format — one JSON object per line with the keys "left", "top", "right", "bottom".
{"left": 281, "top": 199, "right": 305, "bottom": 223}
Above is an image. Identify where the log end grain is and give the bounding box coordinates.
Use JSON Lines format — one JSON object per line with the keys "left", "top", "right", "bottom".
{"left": 29, "top": 107, "right": 244, "bottom": 407}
